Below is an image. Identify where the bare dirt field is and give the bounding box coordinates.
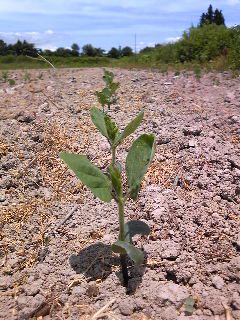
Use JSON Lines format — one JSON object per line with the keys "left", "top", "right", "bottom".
{"left": 0, "top": 68, "right": 239, "bottom": 320}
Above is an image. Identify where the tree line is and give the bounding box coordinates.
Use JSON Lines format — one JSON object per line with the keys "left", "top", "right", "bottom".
{"left": 0, "top": 39, "right": 133, "bottom": 58}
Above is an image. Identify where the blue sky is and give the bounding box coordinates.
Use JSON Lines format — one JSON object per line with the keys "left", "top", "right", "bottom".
{"left": 0, "top": 0, "right": 239, "bottom": 51}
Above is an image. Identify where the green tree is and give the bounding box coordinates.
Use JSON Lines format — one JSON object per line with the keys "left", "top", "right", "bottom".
{"left": 206, "top": 4, "right": 214, "bottom": 24}
{"left": 121, "top": 46, "right": 133, "bottom": 56}
{"left": 55, "top": 47, "right": 73, "bottom": 57}
{"left": 199, "top": 5, "right": 225, "bottom": 27}
{"left": 199, "top": 13, "right": 207, "bottom": 27}
{"left": 95, "top": 47, "right": 105, "bottom": 57}
{"left": 82, "top": 44, "right": 96, "bottom": 56}
{"left": 71, "top": 43, "right": 80, "bottom": 56}
{"left": 0, "top": 40, "right": 7, "bottom": 55}
{"left": 108, "top": 47, "right": 120, "bottom": 58}
{"left": 214, "top": 9, "right": 225, "bottom": 26}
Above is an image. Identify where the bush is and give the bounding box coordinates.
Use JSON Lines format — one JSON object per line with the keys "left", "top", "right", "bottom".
{"left": 228, "top": 26, "right": 240, "bottom": 69}
{"left": 176, "top": 24, "right": 232, "bottom": 62}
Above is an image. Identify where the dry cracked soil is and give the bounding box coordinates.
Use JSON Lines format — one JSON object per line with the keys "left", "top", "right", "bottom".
{"left": 0, "top": 68, "right": 240, "bottom": 320}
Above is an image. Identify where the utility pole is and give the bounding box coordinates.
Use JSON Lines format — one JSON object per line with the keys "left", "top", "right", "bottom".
{"left": 134, "top": 33, "right": 137, "bottom": 55}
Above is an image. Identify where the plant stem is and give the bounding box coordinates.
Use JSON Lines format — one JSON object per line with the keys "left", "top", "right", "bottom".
{"left": 111, "top": 146, "right": 116, "bottom": 166}
{"left": 120, "top": 254, "right": 129, "bottom": 286}
{"left": 111, "top": 145, "right": 128, "bottom": 286}
{"left": 118, "top": 198, "right": 125, "bottom": 241}
{"left": 118, "top": 198, "right": 129, "bottom": 286}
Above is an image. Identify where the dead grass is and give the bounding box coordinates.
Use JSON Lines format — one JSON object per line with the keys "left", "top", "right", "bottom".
{"left": 143, "top": 160, "right": 178, "bottom": 188}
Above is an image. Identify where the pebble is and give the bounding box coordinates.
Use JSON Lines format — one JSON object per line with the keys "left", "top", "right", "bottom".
{"left": 211, "top": 275, "right": 225, "bottom": 289}
{"left": 188, "top": 139, "right": 196, "bottom": 147}
{"left": 0, "top": 191, "right": 6, "bottom": 202}
{"left": 118, "top": 299, "right": 134, "bottom": 316}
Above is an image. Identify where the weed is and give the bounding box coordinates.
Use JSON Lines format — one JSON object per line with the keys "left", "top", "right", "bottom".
{"left": 8, "top": 79, "right": 16, "bottom": 86}
{"left": 60, "top": 71, "right": 155, "bottom": 286}
{"left": 1, "top": 71, "right": 9, "bottom": 82}
{"left": 194, "top": 65, "right": 201, "bottom": 81}
{"left": 38, "top": 72, "right": 43, "bottom": 80}
{"left": 23, "top": 71, "right": 31, "bottom": 82}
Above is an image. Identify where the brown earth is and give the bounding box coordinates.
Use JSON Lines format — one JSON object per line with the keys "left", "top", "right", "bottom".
{"left": 0, "top": 68, "right": 240, "bottom": 320}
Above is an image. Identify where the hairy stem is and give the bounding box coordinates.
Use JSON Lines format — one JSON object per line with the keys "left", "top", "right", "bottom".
{"left": 111, "top": 145, "right": 128, "bottom": 286}
{"left": 118, "top": 198, "right": 125, "bottom": 241}
{"left": 118, "top": 198, "right": 129, "bottom": 286}
{"left": 111, "top": 146, "right": 116, "bottom": 166}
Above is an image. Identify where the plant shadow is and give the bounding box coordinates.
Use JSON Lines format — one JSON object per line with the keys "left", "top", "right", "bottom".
{"left": 69, "top": 242, "right": 147, "bottom": 294}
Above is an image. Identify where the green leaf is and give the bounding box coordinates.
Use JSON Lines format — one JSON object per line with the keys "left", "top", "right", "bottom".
{"left": 109, "top": 82, "right": 120, "bottom": 95}
{"left": 60, "top": 152, "right": 112, "bottom": 203}
{"left": 124, "top": 220, "right": 150, "bottom": 243}
{"left": 104, "top": 115, "right": 120, "bottom": 144}
{"left": 90, "top": 107, "right": 108, "bottom": 138}
{"left": 96, "top": 90, "right": 109, "bottom": 107}
{"left": 115, "top": 111, "right": 144, "bottom": 146}
{"left": 103, "top": 70, "right": 114, "bottom": 85}
{"left": 126, "top": 134, "right": 155, "bottom": 200}
{"left": 112, "top": 240, "right": 144, "bottom": 265}
{"left": 90, "top": 107, "right": 119, "bottom": 145}
{"left": 108, "top": 164, "right": 122, "bottom": 197}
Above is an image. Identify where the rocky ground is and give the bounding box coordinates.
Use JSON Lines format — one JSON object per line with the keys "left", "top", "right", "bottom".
{"left": 0, "top": 68, "right": 239, "bottom": 320}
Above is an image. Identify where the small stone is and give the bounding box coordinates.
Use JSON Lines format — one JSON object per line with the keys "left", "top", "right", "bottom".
{"left": 86, "top": 282, "right": 99, "bottom": 297}
{"left": 232, "top": 311, "right": 240, "bottom": 320}
{"left": 224, "top": 97, "right": 231, "bottom": 103}
{"left": 156, "top": 282, "right": 189, "bottom": 308}
{"left": 151, "top": 207, "right": 165, "bottom": 220}
{"left": 31, "top": 134, "right": 44, "bottom": 142}
{"left": 209, "top": 131, "right": 215, "bottom": 138}
{"left": 183, "top": 127, "right": 202, "bottom": 136}
{"left": 157, "top": 137, "right": 171, "bottom": 145}
{"left": 161, "top": 240, "right": 180, "bottom": 260}
{"left": 23, "top": 280, "right": 42, "bottom": 296}
{"left": 234, "top": 234, "right": 240, "bottom": 251}
{"left": 232, "top": 293, "right": 240, "bottom": 310}
{"left": 0, "top": 177, "right": 14, "bottom": 189}
{"left": 71, "top": 286, "right": 86, "bottom": 296}
{"left": 203, "top": 309, "right": 213, "bottom": 316}
{"left": 229, "top": 115, "right": 240, "bottom": 124}
{"left": 16, "top": 111, "right": 35, "bottom": 123}
{"left": 161, "top": 306, "right": 178, "bottom": 320}
{"left": 39, "top": 102, "right": 50, "bottom": 113}
{"left": 0, "top": 190, "right": 6, "bottom": 202}
{"left": 119, "top": 299, "right": 134, "bottom": 316}
{"left": 188, "top": 140, "right": 196, "bottom": 148}
{"left": 211, "top": 275, "right": 225, "bottom": 289}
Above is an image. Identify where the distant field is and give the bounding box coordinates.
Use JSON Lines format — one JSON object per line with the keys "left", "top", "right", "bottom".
{"left": 0, "top": 54, "right": 237, "bottom": 75}
{"left": 0, "top": 55, "right": 114, "bottom": 70}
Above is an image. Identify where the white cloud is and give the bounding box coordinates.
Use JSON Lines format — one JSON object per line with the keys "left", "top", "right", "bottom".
{"left": 0, "top": 30, "right": 58, "bottom": 49}
{"left": 165, "top": 36, "right": 181, "bottom": 43}
{"left": 45, "top": 29, "right": 54, "bottom": 35}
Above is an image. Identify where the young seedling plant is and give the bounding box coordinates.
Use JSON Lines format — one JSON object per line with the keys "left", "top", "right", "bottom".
{"left": 60, "top": 71, "right": 155, "bottom": 286}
